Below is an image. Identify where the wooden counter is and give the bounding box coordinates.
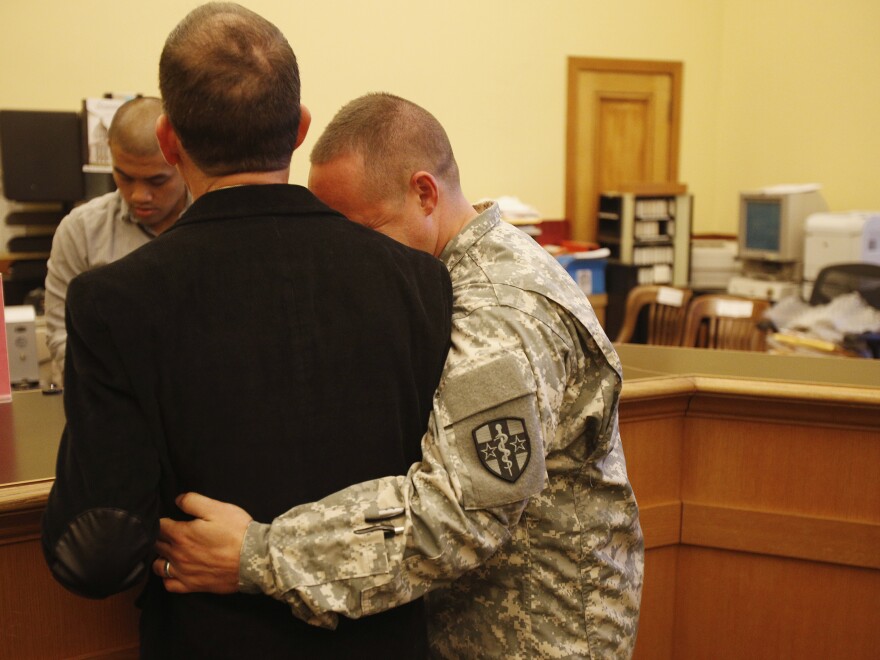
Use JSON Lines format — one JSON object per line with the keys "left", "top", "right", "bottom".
{"left": 0, "top": 391, "right": 140, "bottom": 659}
{"left": 1, "top": 347, "right": 878, "bottom": 658}
{"left": 617, "top": 344, "right": 880, "bottom": 660}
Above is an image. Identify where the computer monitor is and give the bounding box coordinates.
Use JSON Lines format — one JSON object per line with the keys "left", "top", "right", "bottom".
{"left": 738, "top": 186, "right": 828, "bottom": 264}
{"left": 0, "top": 110, "right": 84, "bottom": 203}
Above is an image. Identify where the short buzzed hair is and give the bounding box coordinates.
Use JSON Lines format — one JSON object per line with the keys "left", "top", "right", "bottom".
{"left": 108, "top": 97, "right": 163, "bottom": 157}
{"left": 310, "top": 93, "right": 460, "bottom": 202}
{"left": 159, "top": 2, "right": 301, "bottom": 176}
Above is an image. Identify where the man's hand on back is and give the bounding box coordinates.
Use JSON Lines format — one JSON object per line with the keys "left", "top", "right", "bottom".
{"left": 153, "top": 492, "right": 252, "bottom": 594}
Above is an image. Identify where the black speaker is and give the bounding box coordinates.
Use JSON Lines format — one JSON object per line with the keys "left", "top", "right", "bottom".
{"left": 0, "top": 110, "right": 84, "bottom": 203}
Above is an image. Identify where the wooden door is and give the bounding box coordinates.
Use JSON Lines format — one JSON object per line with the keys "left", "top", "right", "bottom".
{"left": 566, "top": 58, "right": 683, "bottom": 241}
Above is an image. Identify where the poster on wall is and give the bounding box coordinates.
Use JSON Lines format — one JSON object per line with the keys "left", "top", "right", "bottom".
{"left": 82, "top": 94, "right": 139, "bottom": 168}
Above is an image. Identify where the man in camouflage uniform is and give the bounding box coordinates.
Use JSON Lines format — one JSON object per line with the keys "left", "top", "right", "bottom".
{"left": 156, "top": 93, "right": 644, "bottom": 658}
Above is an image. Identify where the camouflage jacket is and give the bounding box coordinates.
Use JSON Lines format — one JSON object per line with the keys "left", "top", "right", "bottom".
{"left": 240, "top": 202, "right": 644, "bottom": 659}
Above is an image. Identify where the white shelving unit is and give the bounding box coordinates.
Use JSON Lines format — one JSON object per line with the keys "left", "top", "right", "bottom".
{"left": 597, "top": 184, "right": 691, "bottom": 287}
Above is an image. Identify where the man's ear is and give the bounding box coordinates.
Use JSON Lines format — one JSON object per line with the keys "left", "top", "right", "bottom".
{"left": 156, "top": 114, "right": 181, "bottom": 166}
{"left": 412, "top": 171, "right": 439, "bottom": 215}
{"left": 294, "top": 104, "right": 311, "bottom": 150}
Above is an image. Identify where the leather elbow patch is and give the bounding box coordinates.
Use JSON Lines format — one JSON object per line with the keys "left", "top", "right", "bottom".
{"left": 49, "top": 508, "right": 150, "bottom": 599}
{"left": 441, "top": 351, "right": 546, "bottom": 509}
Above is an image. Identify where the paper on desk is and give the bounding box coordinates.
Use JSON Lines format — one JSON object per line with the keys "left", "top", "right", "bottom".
{"left": 767, "top": 292, "right": 880, "bottom": 345}
{"left": 483, "top": 196, "right": 542, "bottom": 225}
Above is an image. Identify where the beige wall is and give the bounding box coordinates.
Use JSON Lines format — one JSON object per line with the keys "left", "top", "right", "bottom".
{"left": 0, "top": 1, "right": 877, "bottom": 234}
{"left": 714, "top": 0, "right": 880, "bottom": 231}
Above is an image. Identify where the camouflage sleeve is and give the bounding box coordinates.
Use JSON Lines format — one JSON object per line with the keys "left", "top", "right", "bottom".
{"left": 239, "top": 306, "right": 573, "bottom": 627}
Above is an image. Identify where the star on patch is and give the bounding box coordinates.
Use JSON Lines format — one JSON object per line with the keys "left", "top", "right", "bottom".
{"left": 471, "top": 417, "right": 531, "bottom": 482}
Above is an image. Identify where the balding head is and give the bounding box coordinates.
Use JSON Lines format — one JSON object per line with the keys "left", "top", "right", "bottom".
{"left": 108, "top": 97, "right": 164, "bottom": 158}
{"left": 159, "top": 2, "right": 301, "bottom": 176}
{"left": 310, "top": 93, "right": 460, "bottom": 204}
{"left": 309, "top": 93, "right": 476, "bottom": 257}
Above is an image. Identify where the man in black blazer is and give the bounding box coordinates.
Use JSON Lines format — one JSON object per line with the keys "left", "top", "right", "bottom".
{"left": 40, "top": 4, "right": 451, "bottom": 658}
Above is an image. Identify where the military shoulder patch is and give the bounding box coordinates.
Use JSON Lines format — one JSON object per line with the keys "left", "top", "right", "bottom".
{"left": 471, "top": 417, "right": 531, "bottom": 482}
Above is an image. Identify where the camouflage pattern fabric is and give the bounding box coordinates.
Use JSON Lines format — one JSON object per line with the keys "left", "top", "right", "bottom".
{"left": 240, "top": 202, "right": 644, "bottom": 658}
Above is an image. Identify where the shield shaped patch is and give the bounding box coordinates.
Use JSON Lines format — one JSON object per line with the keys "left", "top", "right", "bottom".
{"left": 472, "top": 417, "right": 531, "bottom": 482}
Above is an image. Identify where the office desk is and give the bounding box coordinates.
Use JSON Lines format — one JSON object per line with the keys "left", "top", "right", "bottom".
{"left": 2, "top": 349, "right": 878, "bottom": 659}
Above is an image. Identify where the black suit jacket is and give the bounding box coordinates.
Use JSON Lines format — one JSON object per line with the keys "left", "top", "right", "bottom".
{"left": 41, "top": 184, "right": 452, "bottom": 658}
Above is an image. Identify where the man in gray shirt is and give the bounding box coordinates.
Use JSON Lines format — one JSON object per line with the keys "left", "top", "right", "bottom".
{"left": 44, "top": 96, "right": 187, "bottom": 382}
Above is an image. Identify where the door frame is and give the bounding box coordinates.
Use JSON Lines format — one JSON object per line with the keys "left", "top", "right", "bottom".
{"left": 565, "top": 57, "right": 683, "bottom": 240}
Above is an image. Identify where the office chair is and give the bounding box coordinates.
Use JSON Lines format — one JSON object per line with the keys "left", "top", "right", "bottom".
{"left": 809, "top": 262, "right": 880, "bottom": 309}
{"left": 614, "top": 285, "right": 693, "bottom": 345}
{"left": 682, "top": 294, "right": 771, "bottom": 351}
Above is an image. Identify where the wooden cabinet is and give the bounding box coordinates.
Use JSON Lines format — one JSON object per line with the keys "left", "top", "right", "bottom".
{"left": 617, "top": 344, "right": 880, "bottom": 660}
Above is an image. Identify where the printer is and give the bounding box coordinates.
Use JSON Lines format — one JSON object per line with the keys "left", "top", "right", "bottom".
{"left": 4, "top": 304, "right": 40, "bottom": 388}
{"left": 803, "top": 211, "right": 880, "bottom": 298}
